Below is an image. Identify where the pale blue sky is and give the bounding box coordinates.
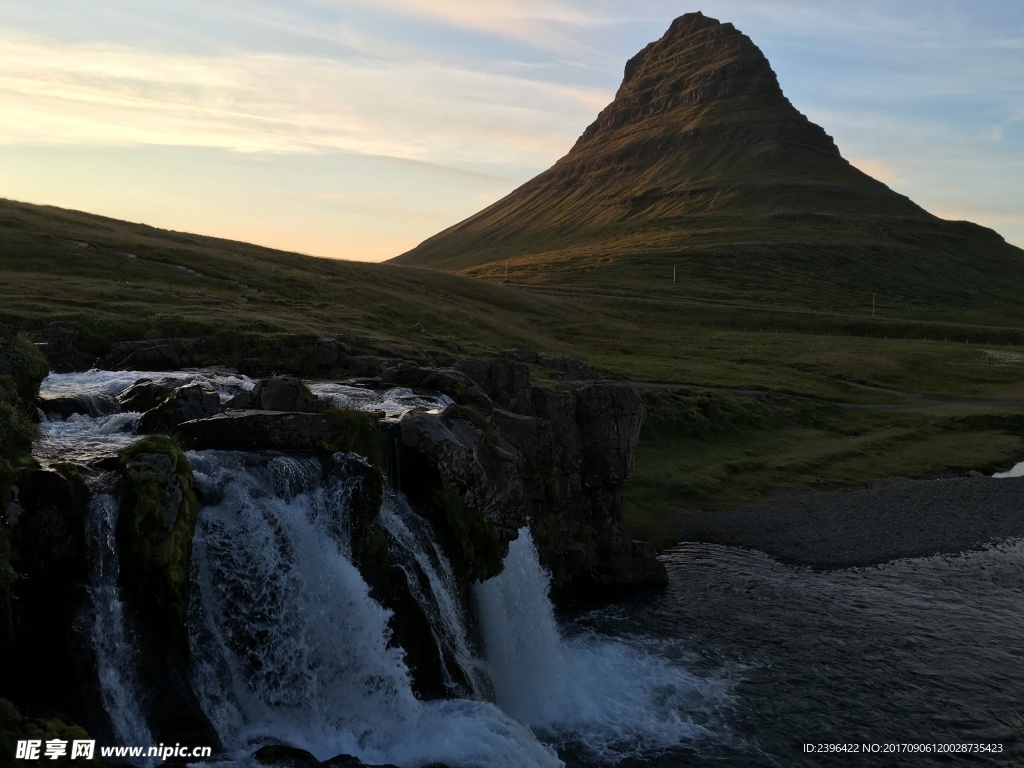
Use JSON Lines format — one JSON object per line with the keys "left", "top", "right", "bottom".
{"left": 0, "top": 1, "right": 1020, "bottom": 261}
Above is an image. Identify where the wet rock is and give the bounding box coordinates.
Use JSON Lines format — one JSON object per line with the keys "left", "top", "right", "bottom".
{"left": 115, "top": 436, "right": 218, "bottom": 747}
{"left": 252, "top": 744, "right": 321, "bottom": 767}
{"left": 38, "top": 393, "right": 117, "bottom": 419}
{"left": 229, "top": 375, "right": 322, "bottom": 412}
{"left": 379, "top": 363, "right": 491, "bottom": 411}
{"left": 177, "top": 411, "right": 333, "bottom": 451}
{"left": 138, "top": 383, "right": 220, "bottom": 433}
{"left": 394, "top": 408, "right": 522, "bottom": 582}
{"left": 117, "top": 377, "right": 192, "bottom": 413}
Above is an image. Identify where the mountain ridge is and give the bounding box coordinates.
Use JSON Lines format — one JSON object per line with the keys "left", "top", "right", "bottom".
{"left": 392, "top": 12, "right": 1022, "bottom": 313}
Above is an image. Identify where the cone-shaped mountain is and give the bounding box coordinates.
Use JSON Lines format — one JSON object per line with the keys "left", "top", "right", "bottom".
{"left": 393, "top": 12, "right": 1023, "bottom": 312}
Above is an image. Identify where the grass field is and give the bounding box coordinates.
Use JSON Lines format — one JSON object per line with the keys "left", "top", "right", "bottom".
{"left": 2, "top": 198, "right": 1022, "bottom": 547}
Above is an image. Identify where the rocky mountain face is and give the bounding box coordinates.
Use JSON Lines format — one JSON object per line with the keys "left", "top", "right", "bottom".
{"left": 393, "top": 12, "right": 1024, "bottom": 311}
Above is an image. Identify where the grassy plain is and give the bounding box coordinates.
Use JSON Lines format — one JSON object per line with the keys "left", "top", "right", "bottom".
{"left": 2, "top": 199, "right": 1022, "bottom": 547}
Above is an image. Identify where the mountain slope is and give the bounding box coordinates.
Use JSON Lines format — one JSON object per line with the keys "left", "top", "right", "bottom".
{"left": 393, "top": 12, "right": 1024, "bottom": 313}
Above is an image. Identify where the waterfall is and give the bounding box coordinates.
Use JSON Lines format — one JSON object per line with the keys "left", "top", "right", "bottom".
{"left": 379, "top": 491, "right": 491, "bottom": 698}
{"left": 187, "top": 450, "right": 561, "bottom": 768}
{"left": 85, "top": 490, "right": 154, "bottom": 748}
{"left": 475, "top": 527, "right": 728, "bottom": 763}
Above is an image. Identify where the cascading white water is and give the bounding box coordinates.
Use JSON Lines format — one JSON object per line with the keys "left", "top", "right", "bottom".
{"left": 37, "top": 369, "right": 734, "bottom": 767}
{"left": 475, "top": 528, "right": 732, "bottom": 763}
{"left": 187, "top": 450, "right": 561, "bottom": 768}
{"left": 85, "top": 491, "right": 154, "bottom": 748}
{"left": 36, "top": 369, "right": 255, "bottom": 465}
{"left": 379, "top": 491, "right": 490, "bottom": 698}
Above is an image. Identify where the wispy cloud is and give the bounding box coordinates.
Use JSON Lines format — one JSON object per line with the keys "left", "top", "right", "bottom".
{"left": 0, "top": 28, "right": 606, "bottom": 168}
{"left": 334, "top": 0, "right": 620, "bottom": 56}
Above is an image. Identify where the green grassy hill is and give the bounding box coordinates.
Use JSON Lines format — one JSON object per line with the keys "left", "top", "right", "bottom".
{"left": 0, "top": 197, "right": 582, "bottom": 360}
{"left": 1, "top": 195, "right": 1022, "bottom": 548}
{"left": 393, "top": 12, "right": 1024, "bottom": 317}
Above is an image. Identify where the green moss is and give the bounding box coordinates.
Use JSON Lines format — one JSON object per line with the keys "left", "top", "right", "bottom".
{"left": 325, "top": 407, "right": 384, "bottom": 467}
{"left": 452, "top": 405, "right": 508, "bottom": 449}
{"left": 0, "top": 336, "right": 49, "bottom": 400}
{"left": 434, "top": 485, "right": 503, "bottom": 582}
{"left": 116, "top": 436, "right": 198, "bottom": 634}
{"left": 0, "top": 699, "right": 99, "bottom": 766}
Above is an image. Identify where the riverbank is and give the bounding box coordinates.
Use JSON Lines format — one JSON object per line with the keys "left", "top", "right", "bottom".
{"left": 675, "top": 474, "right": 1024, "bottom": 568}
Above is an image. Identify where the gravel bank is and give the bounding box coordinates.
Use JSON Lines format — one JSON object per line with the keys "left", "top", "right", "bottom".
{"left": 676, "top": 475, "right": 1024, "bottom": 568}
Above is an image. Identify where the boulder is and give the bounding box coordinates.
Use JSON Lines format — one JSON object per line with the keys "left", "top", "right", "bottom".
{"left": 138, "top": 384, "right": 220, "bottom": 433}
{"left": 379, "top": 363, "right": 492, "bottom": 411}
{"left": 229, "top": 375, "right": 322, "bottom": 412}
{"left": 538, "top": 353, "right": 595, "bottom": 381}
{"left": 117, "top": 377, "right": 192, "bottom": 413}
{"left": 175, "top": 408, "right": 384, "bottom": 460}
{"left": 252, "top": 744, "right": 321, "bottom": 767}
{"left": 38, "top": 393, "right": 117, "bottom": 419}
{"left": 177, "top": 410, "right": 333, "bottom": 451}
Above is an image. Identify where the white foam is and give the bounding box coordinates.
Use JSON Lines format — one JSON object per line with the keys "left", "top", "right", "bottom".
{"left": 86, "top": 492, "right": 155, "bottom": 752}
{"left": 993, "top": 460, "right": 1024, "bottom": 478}
{"left": 36, "top": 411, "right": 141, "bottom": 463}
{"left": 476, "top": 528, "right": 732, "bottom": 763}
{"left": 188, "top": 452, "right": 562, "bottom": 768}
{"left": 309, "top": 382, "right": 452, "bottom": 417}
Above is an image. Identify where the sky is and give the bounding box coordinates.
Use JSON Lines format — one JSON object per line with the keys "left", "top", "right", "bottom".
{"left": 0, "top": 1, "right": 1021, "bottom": 262}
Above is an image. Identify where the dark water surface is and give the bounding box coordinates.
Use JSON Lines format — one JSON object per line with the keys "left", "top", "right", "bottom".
{"left": 572, "top": 541, "right": 1024, "bottom": 767}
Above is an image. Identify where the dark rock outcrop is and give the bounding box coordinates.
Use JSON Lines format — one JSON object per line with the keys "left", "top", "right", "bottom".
{"left": 390, "top": 357, "right": 665, "bottom": 598}
{"left": 105, "top": 338, "right": 201, "bottom": 371}
{"left": 138, "top": 383, "right": 220, "bottom": 433}
{"left": 26, "top": 322, "right": 94, "bottom": 372}
{"left": 118, "top": 377, "right": 193, "bottom": 413}
{"left": 229, "top": 375, "right": 323, "bottom": 412}
{"left": 114, "top": 436, "right": 217, "bottom": 746}
{"left": 176, "top": 410, "right": 334, "bottom": 451}
{"left": 1, "top": 466, "right": 91, "bottom": 717}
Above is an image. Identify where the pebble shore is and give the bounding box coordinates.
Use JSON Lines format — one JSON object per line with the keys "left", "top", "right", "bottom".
{"left": 676, "top": 475, "right": 1024, "bottom": 568}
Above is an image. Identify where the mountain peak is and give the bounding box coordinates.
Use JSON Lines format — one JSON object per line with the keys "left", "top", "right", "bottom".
{"left": 580, "top": 11, "right": 787, "bottom": 146}
{"left": 392, "top": 15, "right": 1024, "bottom": 313}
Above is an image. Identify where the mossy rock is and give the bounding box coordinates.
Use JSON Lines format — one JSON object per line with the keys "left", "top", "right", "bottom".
{"left": 0, "top": 336, "right": 49, "bottom": 402}
{"left": 0, "top": 376, "right": 41, "bottom": 510}
{"left": 325, "top": 407, "right": 385, "bottom": 467}
{"left": 116, "top": 436, "right": 198, "bottom": 635}
{"left": 433, "top": 484, "right": 503, "bottom": 583}
{"left": 0, "top": 699, "right": 100, "bottom": 766}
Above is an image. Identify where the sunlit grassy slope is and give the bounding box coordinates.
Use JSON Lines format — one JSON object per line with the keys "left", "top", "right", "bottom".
{"left": 2, "top": 197, "right": 1022, "bottom": 547}
{"left": 394, "top": 14, "right": 1024, "bottom": 319}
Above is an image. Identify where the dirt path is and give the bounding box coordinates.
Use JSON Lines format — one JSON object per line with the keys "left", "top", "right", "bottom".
{"left": 618, "top": 378, "right": 1024, "bottom": 410}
